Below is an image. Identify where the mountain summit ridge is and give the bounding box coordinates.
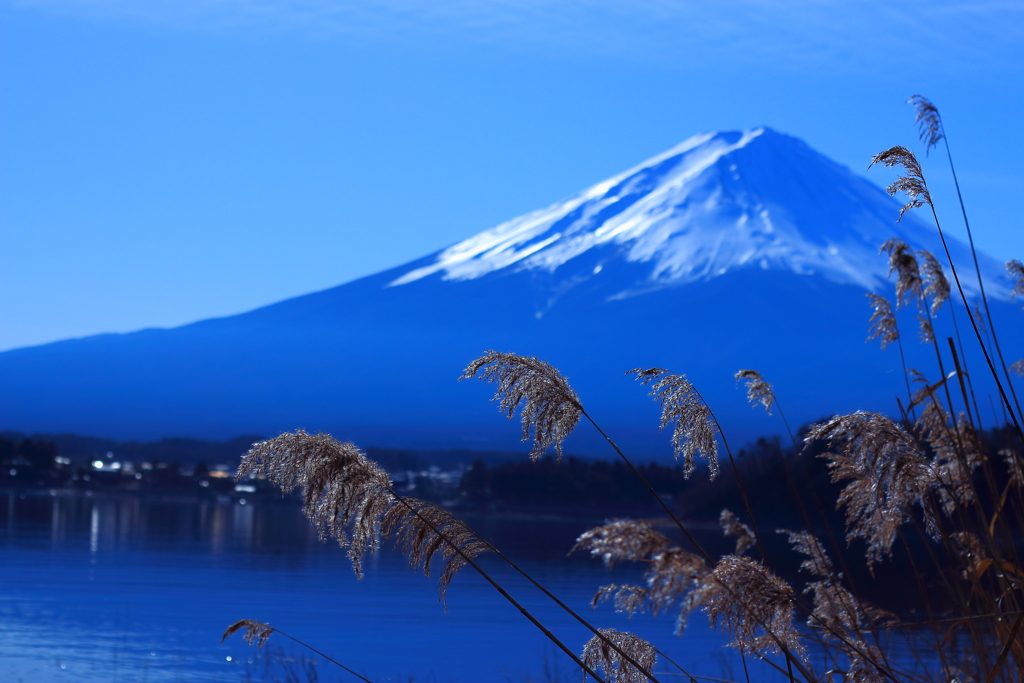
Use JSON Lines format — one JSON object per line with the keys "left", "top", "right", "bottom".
{"left": 391, "top": 127, "right": 1006, "bottom": 306}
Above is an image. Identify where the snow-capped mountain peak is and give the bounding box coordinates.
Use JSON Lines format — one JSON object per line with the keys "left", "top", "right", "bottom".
{"left": 390, "top": 128, "right": 1007, "bottom": 302}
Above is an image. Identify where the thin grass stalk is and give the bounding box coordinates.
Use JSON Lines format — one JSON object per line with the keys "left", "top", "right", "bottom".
{"left": 923, "top": 200, "right": 1024, "bottom": 446}
{"left": 946, "top": 343, "right": 1024, "bottom": 583}
{"left": 935, "top": 126, "right": 1024, "bottom": 422}
{"left": 480, "top": 538, "right": 663, "bottom": 683}
{"left": 383, "top": 489, "right": 610, "bottom": 683}
{"left": 222, "top": 621, "right": 374, "bottom": 683}
{"left": 985, "top": 612, "right": 1024, "bottom": 683}
{"left": 771, "top": 436, "right": 893, "bottom": 672}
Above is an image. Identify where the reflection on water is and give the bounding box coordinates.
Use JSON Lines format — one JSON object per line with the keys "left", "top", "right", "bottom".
{"left": 5, "top": 491, "right": 329, "bottom": 554}
{"left": 0, "top": 491, "right": 762, "bottom": 683}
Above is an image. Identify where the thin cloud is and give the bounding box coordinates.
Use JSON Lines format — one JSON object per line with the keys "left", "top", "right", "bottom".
{"left": 6, "top": 0, "right": 1023, "bottom": 73}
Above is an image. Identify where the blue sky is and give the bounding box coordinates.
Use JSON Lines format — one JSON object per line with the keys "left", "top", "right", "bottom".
{"left": 2, "top": 0, "right": 1023, "bottom": 351}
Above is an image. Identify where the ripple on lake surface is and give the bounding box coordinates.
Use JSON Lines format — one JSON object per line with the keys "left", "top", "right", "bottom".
{"left": 0, "top": 492, "right": 765, "bottom": 682}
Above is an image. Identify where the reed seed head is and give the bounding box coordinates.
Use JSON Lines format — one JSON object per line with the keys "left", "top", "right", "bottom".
{"left": 918, "top": 315, "right": 935, "bottom": 344}
{"left": 919, "top": 250, "right": 950, "bottom": 315}
{"left": 779, "top": 529, "right": 833, "bottom": 578}
{"left": 880, "top": 239, "right": 923, "bottom": 308}
{"left": 868, "top": 146, "right": 932, "bottom": 220}
{"left": 592, "top": 584, "right": 649, "bottom": 618}
{"left": 581, "top": 629, "right": 657, "bottom": 683}
{"left": 573, "top": 519, "right": 671, "bottom": 568}
{"left": 1008, "top": 260, "right": 1024, "bottom": 307}
{"left": 807, "top": 412, "right": 936, "bottom": 568}
{"left": 908, "top": 95, "right": 944, "bottom": 153}
{"left": 720, "top": 509, "right": 755, "bottom": 555}
{"left": 460, "top": 351, "right": 582, "bottom": 460}
{"left": 222, "top": 619, "right": 275, "bottom": 648}
{"left": 951, "top": 532, "right": 988, "bottom": 580}
{"left": 238, "top": 431, "right": 393, "bottom": 578}
{"left": 381, "top": 497, "right": 492, "bottom": 608}
{"left": 865, "top": 294, "right": 899, "bottom": 350}
{"left": 630, "top": 368, "right": 719, "bottom": 478}
{"left": 735, "top": 370, "right": 775, "bottom": 416}
{"left": 999, "top": 449, "right": 1024, "bottom": 488}
{"left": 705, "top": 556, "right": 805, "bottom": 660}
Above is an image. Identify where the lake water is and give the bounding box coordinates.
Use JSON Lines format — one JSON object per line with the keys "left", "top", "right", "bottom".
{"left": 0, "top": 491, "right": 790, "bottom": 682}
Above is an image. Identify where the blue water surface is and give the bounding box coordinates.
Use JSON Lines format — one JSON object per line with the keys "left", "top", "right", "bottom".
{"left": 0, "top": 491, "right": 760, "bottom": 682}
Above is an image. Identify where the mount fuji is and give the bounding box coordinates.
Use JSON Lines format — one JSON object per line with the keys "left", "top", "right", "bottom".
{"left": 2, "top": 128, "right": 1020, "bottom": 458}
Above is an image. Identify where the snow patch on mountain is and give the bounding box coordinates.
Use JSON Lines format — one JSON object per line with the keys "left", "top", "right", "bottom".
{"left": 389, "top": 128, "right": 1010, "bottom": 302}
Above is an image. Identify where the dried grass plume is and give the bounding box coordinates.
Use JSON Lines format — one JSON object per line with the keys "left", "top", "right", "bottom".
{"left": 630, "top": 368, "right": 719, "bottom": 478}
{"left": 880, "top": 239, "right": 922, "bottom": 308}
{"left": 868, "top": 146, "right": 932, "bottom": 220}
{"left": 460, "top": 351, "right": 582, "bottom": 460}
{"left": 238, "top": 431, "right": 393, "bottom": 578}
{"left": 735, "top": 369, "right": 775, "bottom": 415}
{"left": 581, "top": 629, "right": 657, "bottom": 683}
{"left": 866, "top": 294, "right": 899, "bottom": 350}
{"left": 381, "top": 497, "right": 492, "bottom": 607}
{"left": 908, "top": 95, "right": 944, "bottom": 153}
{"left": 806, "top": 412, "right": 937, "bottom": 568}
{"left": 222, "top": 619, "right": 275, "bottom": 648}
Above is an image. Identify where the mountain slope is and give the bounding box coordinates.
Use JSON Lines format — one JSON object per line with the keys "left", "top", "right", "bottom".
{"left": 2, "top": 129, "right": 1019, "bottom": 459}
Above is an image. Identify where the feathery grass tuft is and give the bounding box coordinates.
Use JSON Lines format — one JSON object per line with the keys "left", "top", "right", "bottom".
{"left": 807, "top": 412, "right": 937, "bottom": 568}
{"left": 460, "top": 351, "right": 582, "bottom": 460}
{"left": 719, "top": 509, "right": 756, "bottom": 555}
{"left": 868, "top": 146, "right": 932, "bottom": 220}
{"left": 1009, "top": 260, "right": 1024, "bottom": 305}
{"left": 919, "top": 250, "right": 950, "bottom": 315}
{"left": 865, "top": 294, "right": 899, "bottom": 350}
{"left": 880, "top": 238, "right": 923, "bottom": 308}
{"left": 572, "top": 519, "right": 671, "bottom": 568}
{"left": 735, "top": 369, "right": 775, "bottom": 415}
{"left": 909, "top": 95, "right": 944, "bottom": 153}
{"left": 630, "top": 368, "right": 719, "bottom": 478}
{"left": 381, "top": 497, "right": 492, "bottom": 607}
{"left": 239, "top": 431, "right": 392, "bottom": 578}
{"left": 222, "top": 619, "right": 275, "bottom": 648}
{"left": 581, "top": 629, "right": 658, "bottom": 683}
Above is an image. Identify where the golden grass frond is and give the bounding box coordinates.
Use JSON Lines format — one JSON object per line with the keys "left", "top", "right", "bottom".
{"left": 951, "top": 532, "right": 989, "bottom": 580}
{"left": 239, "top": 431, "right": 393, "bottom": 578}
{"left": 734, "top": 369, "right": 775, "bottom": 415}
{"left": 1001, "top": 448, "right": 1024, "bottom": 488}
{"left": 646, "top": 548, "right": 712, "bottom": 633}
{"left": 381, "top": 497, "right": 492, "bottom": 607}
{"left": 919, "top": 249, "right": 950, "bottom": 315}
{"left": 460, "top": 351, "right": 582, "bottom": 460}
{"left": 573, "top": 519, "right": 671, "bottom": 568}
{"left": 880, "top": 239, "right": 923, "bottom": 308}
{"left": 630, "top": 368, "right": 719, "bottom": 479}
{"left": 780, "top": 529, "right": 833, "bottom": 578}
{"left": 1008, "top": 259, "right": 1024, "bottom": 306}
{"left": 908, "top": 94, "right": 944, "bottom": 153}
{"left": 807, "top": 412, "right": 937, "bottom": 568}
{"left": 705, "top": 556, "right": 805, "bottom": 660}
{"left": 917, "top": 314, "right": 935, "bottom": 344}
{"left": 592, "top": 584, "right": 649, "bottom": 618}
{"left": 719, "top": 509, "right": 755, "bottom": 556}
{"left": 222, "top": 619, "right": 275, "bottom": 648}
{"left": 1012, "top": 360, "right": 1024, "bottom": 377}
{"left": 866, "top": 294, "right": 899, "bottom": 350}
{"left": 581, "top": 629, "right": 658, "bottom": 683}
{"left": 868, "top": 146, "right": 932, "bottom": 220}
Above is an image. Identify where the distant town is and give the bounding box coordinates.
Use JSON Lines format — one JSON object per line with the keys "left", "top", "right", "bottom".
{"left": 0, "top": 432, "right": 470, "bottom": 505}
